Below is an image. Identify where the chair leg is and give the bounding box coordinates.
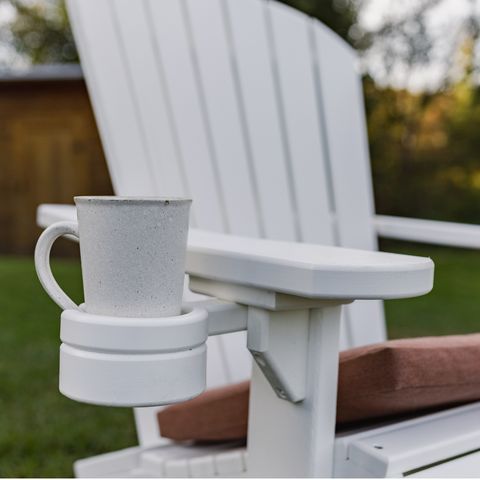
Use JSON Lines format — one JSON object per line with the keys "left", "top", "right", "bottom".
{"left": 246, "top": 305, "right": 342, "bottom": 477}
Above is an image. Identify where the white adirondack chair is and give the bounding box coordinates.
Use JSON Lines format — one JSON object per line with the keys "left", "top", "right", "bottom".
{"left": 36, "top": 0, "right": 480, "bottom": 476}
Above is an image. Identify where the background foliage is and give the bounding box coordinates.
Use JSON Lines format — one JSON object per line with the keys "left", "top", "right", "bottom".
{"left": 0, "top": 0, "right": 76, "bottom": 64}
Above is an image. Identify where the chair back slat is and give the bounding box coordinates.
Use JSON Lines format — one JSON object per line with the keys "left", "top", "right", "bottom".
{"left": 314, "top": 23, "right": 377, "bottom": 250}
{"left": 111, "top": 0, "right": 188, "bottom": 201}
{"left": 67, "top": 0, "right": 156, "bottom": 196}
{"left": 313, "top": 22, "right": 386, "bottom": 344}
{"left": 266, "top": 2, "right": 335, "bottom": 245}
{"left": 225, "top": 0, "right": 298, "bottom": 241}
{"left": 182, "top": 0, "right": 261, "bottom": 236}
{"left": 143, "top": 0, "right": 228, "bottom": 231}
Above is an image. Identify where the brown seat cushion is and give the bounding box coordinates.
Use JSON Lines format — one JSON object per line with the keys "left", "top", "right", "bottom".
{"left": 158, "top": 334, "right": 480, "bottom": 442}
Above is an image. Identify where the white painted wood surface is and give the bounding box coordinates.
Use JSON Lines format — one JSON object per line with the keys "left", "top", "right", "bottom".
{"left": 313, "top": 19, "right": 387, "bottom": 346}
{"left": 335, "top": 402, "right": 480, "bottom": 477}
{"left": 143, "top": 0, "right": 226, "bottom": 231}
{"left": 111, "top": 0, "right": 187, "bottom": 200}
{"left": 267, "top": 1, "right": 334, "bottom": 245}
{"left": 66, "top": 0, "right": 156, "bottom": 196}
{"left": 74, "top": 442, "right": 248, "bottom": 478}
{"left": 185, "top": 0, "right": 261, "bottom": 237}
{"left": 248, "top": 305, "right": 342, "bottom": 477}
{"left": 185, "top": 229, "right": 433, "bottom": 299}
{"left": 225, "top": 0, "right": 297, "bottom": 241}
{"left": 375, "top": 214, "right": 480, "bottom": 249}
{"left": 412, "top": 450, "right": 480, "bottom": 477}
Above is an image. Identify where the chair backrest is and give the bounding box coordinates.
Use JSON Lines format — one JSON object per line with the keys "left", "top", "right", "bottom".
{"left": 67, "top": 0, "right": 387, "bottom": 445}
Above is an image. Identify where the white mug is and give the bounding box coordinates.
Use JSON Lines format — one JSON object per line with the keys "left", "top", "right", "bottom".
{"left": 35, "top": 196, "right": 192, "bottom": 318}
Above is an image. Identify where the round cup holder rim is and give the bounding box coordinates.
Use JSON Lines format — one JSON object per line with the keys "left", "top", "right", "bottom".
{"left": 60, "top": 306, "right": 208, "bottom": 353}
{"left": 70, "top": 304, "right": 207, "bottom": 325}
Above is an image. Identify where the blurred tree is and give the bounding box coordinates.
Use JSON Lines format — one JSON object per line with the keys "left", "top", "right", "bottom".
{"left": 0, "top": 0, "right": 77, "bottom": 64}
{"left": 3, "top": 0, "right": 479, "bottom": 88}
{"left": 362, "top": 0, "right": 480, "bottom": 90}
{"left": 278, "top": 0, "right": 367, "bottom": 47}
{"left": 367, "top": 38, "right": 480, "bottom": 223}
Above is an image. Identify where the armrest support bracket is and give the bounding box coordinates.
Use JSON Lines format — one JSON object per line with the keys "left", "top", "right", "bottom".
{"left": 248, "top": 307, "right": 310, "bottom": 403}
{"left": 190, "top": 276, "right": 351, "bottom": 403}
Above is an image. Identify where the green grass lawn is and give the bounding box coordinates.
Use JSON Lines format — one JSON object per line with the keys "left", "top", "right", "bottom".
{"left": 0, "top": 256, "right": 136, "bottom": 477}
{"left": 1, "top": 242, "right": 480, "bottom": 476}
{"left": 381, "top": 240, "right": 480, "bottom": 338}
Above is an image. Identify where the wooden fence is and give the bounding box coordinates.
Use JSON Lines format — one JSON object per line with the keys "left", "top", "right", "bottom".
{"left": 0, "top": 65, "right": 113, "bottom": 255}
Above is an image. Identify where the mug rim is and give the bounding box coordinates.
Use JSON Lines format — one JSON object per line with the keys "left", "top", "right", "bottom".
{"left": 74, "top": 196, "right": 192, "bottom": 204}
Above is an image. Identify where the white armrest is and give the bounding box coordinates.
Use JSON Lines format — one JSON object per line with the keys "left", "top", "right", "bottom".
{"left": 187, "top": 230, "right": 433, "bottom": 300}
{"left": 37, "top": 204, "right": 433, "bottom": 301}
{"left": 37, "top": 203, "right": 77, "bottom": 227}
{"left": 375, "top": 214, "right": 480, "bottom": 249}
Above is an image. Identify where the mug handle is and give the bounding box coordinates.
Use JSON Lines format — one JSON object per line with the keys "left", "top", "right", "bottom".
{"left": 35, "top": 221, "right": 80, "bottom": 311}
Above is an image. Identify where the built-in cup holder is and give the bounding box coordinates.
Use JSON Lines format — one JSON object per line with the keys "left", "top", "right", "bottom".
{"left": 59, "top": 306, "right": 208, "bottom": 406}
{"left": 34, "top": 197, "right": 207, "bottom": 406}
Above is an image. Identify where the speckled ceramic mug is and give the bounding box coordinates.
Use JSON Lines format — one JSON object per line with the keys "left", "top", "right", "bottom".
{"left": 35, "top": 196, "right": 192, "bottom": 317}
